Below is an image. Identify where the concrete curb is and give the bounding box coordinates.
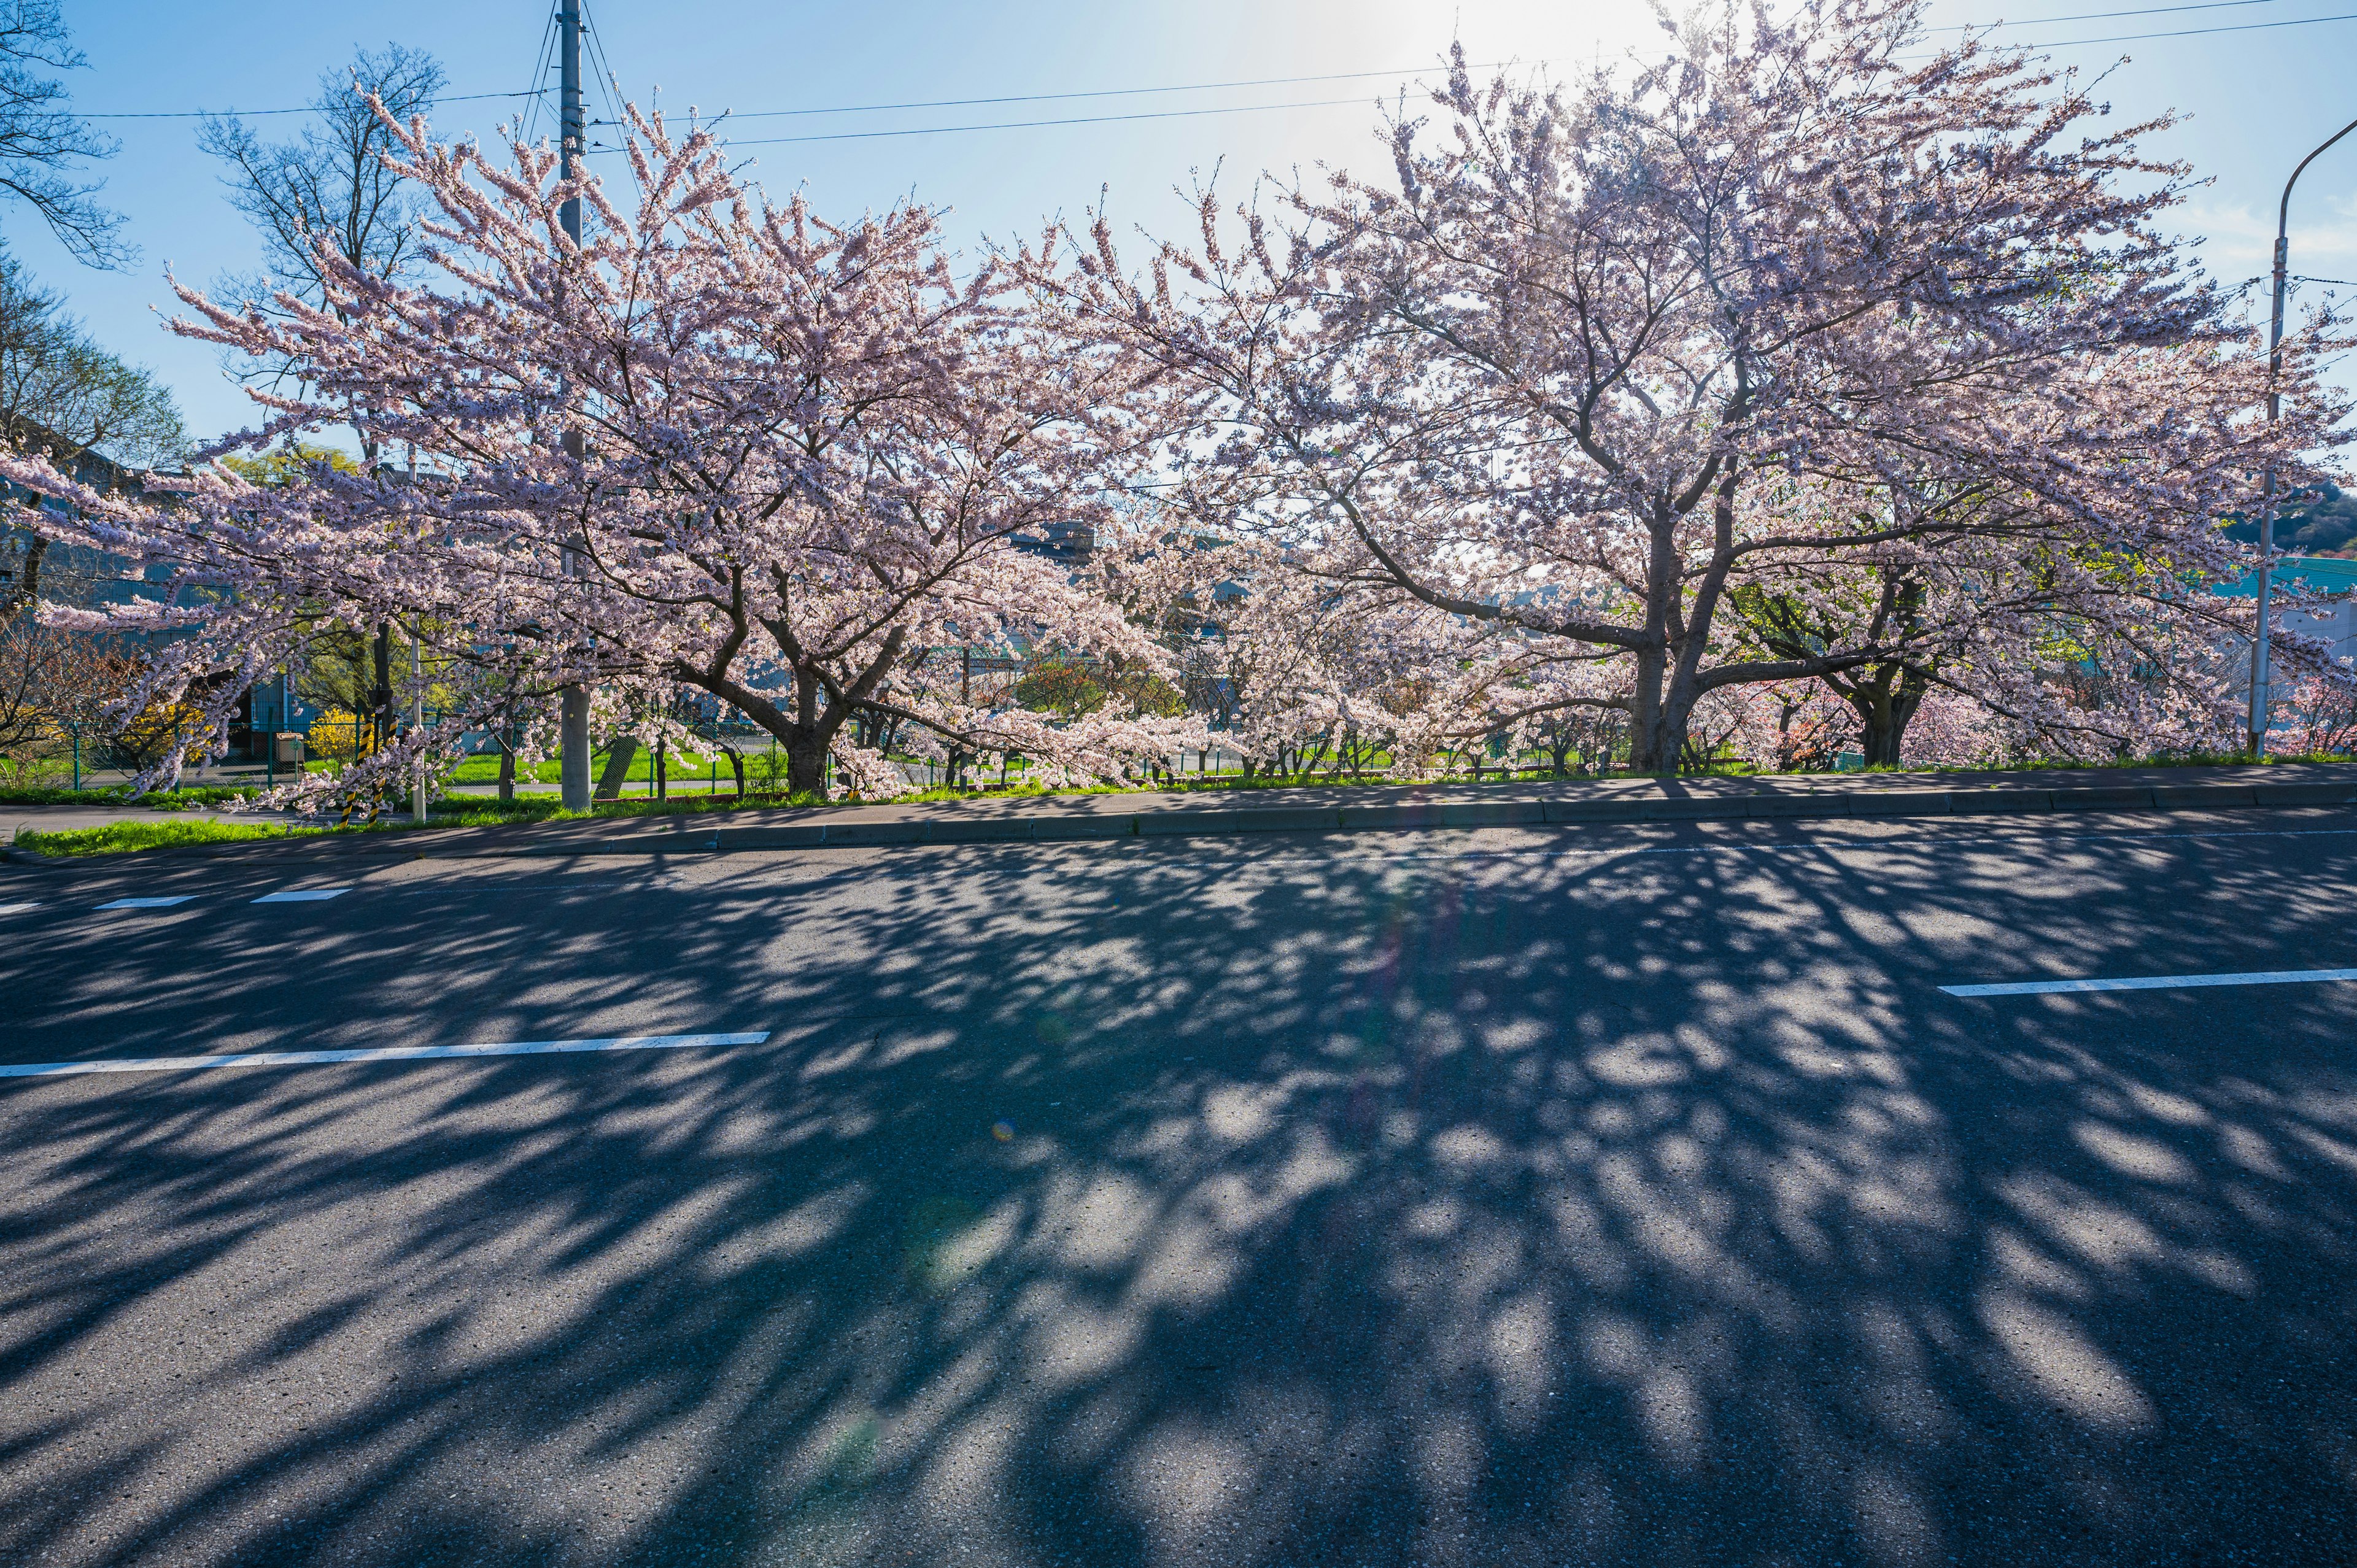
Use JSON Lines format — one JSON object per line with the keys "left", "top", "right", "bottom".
{"left": 511, "top": 778, "right": 2357, "bottom": 857}
{"left": 6, "top": 778, "right": 2350, "bottom": 866}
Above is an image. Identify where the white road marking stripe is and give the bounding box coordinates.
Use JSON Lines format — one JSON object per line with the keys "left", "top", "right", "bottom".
{"left": 96, "top": 896, "right": 194, "bottom": 910}
{"left": 0, "top": 1032, "right": 770, "bottom": 1079}
{"left": 252, "top": 888, "right": 348, "bottom": 903}
{"left": 0, "top": 902, "right": 39, "bottom": 914}
{"left": 1943, "top": 969, "right": 2357, "bottom": 998}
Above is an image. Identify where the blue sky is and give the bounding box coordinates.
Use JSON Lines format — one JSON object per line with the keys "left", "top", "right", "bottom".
{"left": 14, "top": 0, "right": 2357, "bottom": 446}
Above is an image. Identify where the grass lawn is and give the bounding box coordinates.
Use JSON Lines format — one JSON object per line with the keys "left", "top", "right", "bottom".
{"left": 441, "top": 751, "right": 738, "bottom": 786}
{"left": 16, "top": 819, "right": 330, "bottom": 856}
{"left": 21, "top": 747, "right": 2357, "bottom": 857}
{"left": 0, "top": 784, "right": 265, "bottom": 809}
{"left": 320, "top": 745, "right": 2357, "bottom": 803}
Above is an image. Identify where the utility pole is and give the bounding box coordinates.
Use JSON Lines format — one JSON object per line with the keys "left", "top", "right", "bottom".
{"left": 556, "top": 0, "right": 593, "bottom": 811}
{"left": 2249, "top": 112, "right": 2357, "bottom": 759}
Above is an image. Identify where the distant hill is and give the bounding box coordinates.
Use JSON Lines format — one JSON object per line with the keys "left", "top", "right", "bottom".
{"left": 2221, "top": 482, "right": 2357, "bottom": 557}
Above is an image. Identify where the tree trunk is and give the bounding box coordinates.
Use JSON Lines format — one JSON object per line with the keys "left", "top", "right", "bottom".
{"left": 1860, "top": 702, "right": 1903, "bottom": 767}
{"left": 497, "top": 744, "right": 515, "bottom": 803}
{"left": 0, "top": 536, "right": 47, "bottom": 617}
{"left": 1633, "top": 682, "right": 1697, "bottom": 773}
{"left": 785, "top": 732, "right": 827, "bottom": 797}
{"left": 595, "top": 738, "right": 638, "bottom": 800}
{"left": 1843, "top": 665, "right": 1927, "bottom": 769}
{"left": 1627, "top": 644, "right": 1673, "bottom": 771}
{"left": 370, "top": 622, "right": 393, "bottom": 760}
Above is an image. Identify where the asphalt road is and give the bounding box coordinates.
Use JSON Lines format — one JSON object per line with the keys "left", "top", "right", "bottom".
{"left": 3, "top": 808, "right": 2355, "bottom": 1567}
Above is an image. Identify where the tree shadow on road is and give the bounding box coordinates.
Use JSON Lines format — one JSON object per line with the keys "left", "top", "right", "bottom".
{"left": 2, "top": 819, "right": 2355, "bottom": 1566}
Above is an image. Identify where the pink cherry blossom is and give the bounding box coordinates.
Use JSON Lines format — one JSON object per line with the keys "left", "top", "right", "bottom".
{"left": 1020, "top": 0, "right": 2351, "bottom": 770}
{"left": 1, "top": 102, "right": 1196, "bottom": 800}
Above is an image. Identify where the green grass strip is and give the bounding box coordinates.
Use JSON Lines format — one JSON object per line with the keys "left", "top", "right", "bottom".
{"left": 15, "top": 819, "right": 328, "bottom": 857}
{"left": 0, "top": 785, "right": 258, "bottom": 809}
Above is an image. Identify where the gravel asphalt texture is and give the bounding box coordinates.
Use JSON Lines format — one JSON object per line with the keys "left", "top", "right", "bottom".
{"left": 2, "top": 805, "right": 2355, "bottom": 1566}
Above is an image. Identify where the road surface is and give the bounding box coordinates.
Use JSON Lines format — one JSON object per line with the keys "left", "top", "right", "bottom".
{"left": 2, "top": 807, "right": 2353, "bottom": 1565}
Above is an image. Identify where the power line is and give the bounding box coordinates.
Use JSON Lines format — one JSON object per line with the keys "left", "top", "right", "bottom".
{"left": 1991, "top": 7, "right": 2357, "bottom": 45}
{"left": 1929, "top": 0, "right": 2293, "bottom": 29}
{"left": 595, "top": 61, "right": 1511, "bottom": 127}
{"left": 521, "top": 9, "right": 560, "bottom": 144}
{"left": 577, "top": 11, "right": 2356, "bottom": 153}
{"left": 117, "top": 8, "right": 2331, "bottom": 147}
{"left": 51, "top": 5, "right": 2343, "bottom": 132}
{"left": 589, "top": 93, "right": 1396, "bottom": 152}
{"left": 79, "top": 88, "right": 537, "bottom": 121}
{"left": 593, "top": 4, "right": 2356, "bottom": 153}
{"left": 579, "top": 0, "right": 627, "bottom": 137}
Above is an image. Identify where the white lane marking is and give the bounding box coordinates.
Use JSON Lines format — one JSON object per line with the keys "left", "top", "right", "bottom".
{"left": 96, "top": 896, "right": 195, "bottom": 910}
{"left": 0, "top": 902, "right": 39, "bottom": 914}
{"left": 252, "top": 888, "right": 348, "bottom": 903}
{"left": 0, "top": 1031, "right": 770, "bottom": 1079}
{"left": 1943, "top": 969, "right": 2357, "bottom": 998}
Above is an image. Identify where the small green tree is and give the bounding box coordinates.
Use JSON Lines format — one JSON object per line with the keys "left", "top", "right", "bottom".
{"left": 1014, "top": 659, "right": 1108, "bottom": 722}
{"left": 218, "top": 442, "right": 362, "bottom": 489}
{"left": 0, "top": 245, "right": 184, "bottom": 468}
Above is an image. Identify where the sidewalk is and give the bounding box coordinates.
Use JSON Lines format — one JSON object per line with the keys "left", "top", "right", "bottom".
{"left": 10, "top": 761, "right": 2356, "bottom": 863}
{"left": 535, "top": 761, "right": 2357, "bottom": 854}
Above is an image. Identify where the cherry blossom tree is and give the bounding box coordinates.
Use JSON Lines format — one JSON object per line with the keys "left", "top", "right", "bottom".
{"left": 1093, "top": 523, "right": 1365, "bottom": 777}
{"left": 0, "top": 103, "right": 1196, "bottom": 799}
{"left": 1720, "top": 677, "right": 2002, "bottom": 772}
{"left": 1717, "top": 423, "right": 2340, "bottom": 767}
{"left": 2277, "top": 670, "right": 2357, "bottom": 757}
{"left": 1094, "top": 511, "right": 1577, "bottom": 781}
{"left": 1722, "top": 681, "right": 1853, "bottom": 773}
{"left": 1027, "top": 0, "right": 2347, "bottom": 771}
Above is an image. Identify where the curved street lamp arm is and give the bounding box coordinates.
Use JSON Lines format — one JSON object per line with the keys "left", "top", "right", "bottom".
{"left": 2250, "top": 112, "right": 2357, "bottom": 758}
{"left": 2279, "top": 114, "right": 2357, "bottom": 244}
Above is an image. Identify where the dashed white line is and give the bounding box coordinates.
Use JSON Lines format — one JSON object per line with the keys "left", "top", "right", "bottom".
{"left": 0, "top": 1031, "right": 771, "bottom": 1079}
{"left": 1943, "top": 968, "right": 2357, "bottom": 998}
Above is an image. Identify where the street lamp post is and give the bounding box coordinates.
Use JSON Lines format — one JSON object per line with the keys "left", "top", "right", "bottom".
{"left": 2249, "top": 113, "right": 2357, "bottom": 759}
